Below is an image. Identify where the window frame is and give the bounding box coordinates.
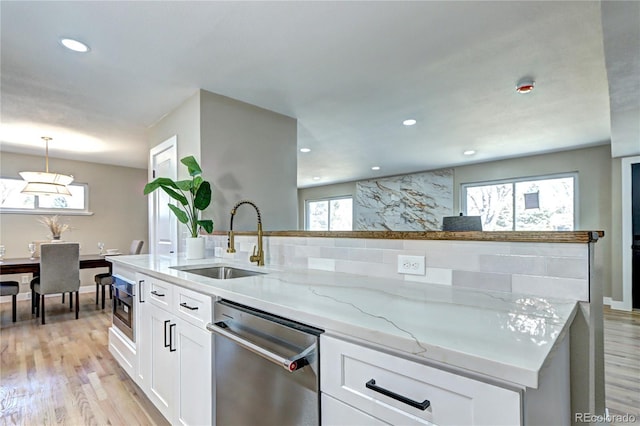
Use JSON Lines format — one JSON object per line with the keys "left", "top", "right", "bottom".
{"left": 304, "top": 195, "right": 354, "bottom": 231}
{"left": 460, "top": 172, "right": 579, "bottom": 231}
{"left": 0, "top": 176, "right": 93, "bottom": 215}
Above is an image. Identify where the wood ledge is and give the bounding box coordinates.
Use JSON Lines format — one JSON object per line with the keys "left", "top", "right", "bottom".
{"left": 209, "top": 230, "right": 604, "bottom": 244}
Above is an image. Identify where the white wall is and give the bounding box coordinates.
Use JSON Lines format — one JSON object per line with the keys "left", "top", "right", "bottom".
{"left": 200, "top": 90, "right": 298, "bottom": 232}
{"left": 0, "top": 152, "right": 148, "bottom": 292}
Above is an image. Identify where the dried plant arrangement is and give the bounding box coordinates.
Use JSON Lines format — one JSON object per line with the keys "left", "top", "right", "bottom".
{"left": 39, "top": 215, "right": 70, "bottom": 239}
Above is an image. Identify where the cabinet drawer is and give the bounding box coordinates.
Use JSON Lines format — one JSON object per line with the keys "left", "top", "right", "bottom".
{"left": 322, "top": 393, "right": 389, "bottom": 426}
{"left": 146, "top": 276, "right": 173, "bottom": 309}
{"left": 320, "top": 335, "right": 521, "bottom": 426}
{"left": 173, "top": 285, "right": 212, "bottom": 328}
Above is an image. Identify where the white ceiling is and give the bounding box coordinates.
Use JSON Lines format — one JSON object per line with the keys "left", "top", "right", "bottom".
{"left": 1, "top": 1, "right": 638, "bottom": 188}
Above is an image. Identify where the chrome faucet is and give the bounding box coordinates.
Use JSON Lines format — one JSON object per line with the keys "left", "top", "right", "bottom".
{"left": 227, "top": 200, "right": 264, "bottom": 266}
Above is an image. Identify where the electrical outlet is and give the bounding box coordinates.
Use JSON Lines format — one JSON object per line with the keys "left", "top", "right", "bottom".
{"left": 21, "top": 275, "right": 30, "bottom": 284}
{"left": 397, "top": 255, "right": 426, "bottom": 275}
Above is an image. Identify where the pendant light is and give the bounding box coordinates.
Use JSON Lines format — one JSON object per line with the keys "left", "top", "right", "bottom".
{"left": 19, "top": 137, "right": 74, "bottom": 196}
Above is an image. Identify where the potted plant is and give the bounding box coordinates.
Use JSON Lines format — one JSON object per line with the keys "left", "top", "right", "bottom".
{"left": 144, "top": 156, "right": 214, "bottom": 259}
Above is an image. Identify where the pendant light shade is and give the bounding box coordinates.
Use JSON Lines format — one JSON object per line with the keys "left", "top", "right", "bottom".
{"left": 20, "top": 137, "right": 74, "bottom": 196}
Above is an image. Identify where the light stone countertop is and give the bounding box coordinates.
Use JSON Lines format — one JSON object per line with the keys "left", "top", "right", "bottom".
{"left": 109, "top": 254, "right": 578, "bottom": 389}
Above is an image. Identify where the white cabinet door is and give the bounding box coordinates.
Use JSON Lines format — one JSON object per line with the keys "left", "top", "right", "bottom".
{"left": 147, "top": 303, "right": 176, "bottom": 420}
{"left": 174, "top": 320, "right": 213, "bottom": 426}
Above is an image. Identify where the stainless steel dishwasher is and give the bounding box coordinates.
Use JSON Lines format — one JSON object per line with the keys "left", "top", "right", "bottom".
{"left": 207, "top": 300, "right": 323, "bottom": 426}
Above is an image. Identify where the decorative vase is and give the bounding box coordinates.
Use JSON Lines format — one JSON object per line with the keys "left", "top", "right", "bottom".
{"left": 52, "top": 236, "right": 61, "bottom": 240}
{"left": 185, "top": 237, "right": 205, "bottom": 260}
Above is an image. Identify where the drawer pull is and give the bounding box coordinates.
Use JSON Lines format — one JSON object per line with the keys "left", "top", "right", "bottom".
{"left": 365, "top": 379, "right": 431, "bottom": 411}
{"left": 151, "top": 290, "right": 165, "bottom": 297}
{"left": 180, "top": 302, "right": 199, "bottom": 311}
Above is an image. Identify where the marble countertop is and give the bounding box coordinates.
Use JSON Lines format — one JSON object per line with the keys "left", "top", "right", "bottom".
{"left": 109, "top": 254, "right": 578, "bottom": 389}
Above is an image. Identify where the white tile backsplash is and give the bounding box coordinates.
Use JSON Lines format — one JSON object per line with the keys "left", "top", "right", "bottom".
{"left": 206, "top": 234, "right": 591, "bottom": 301}
{"left": 308, "top": 257, "right": 336, "bottom": 272}
{"left": 512, "top": 275, "right": 589, "bottom": 302}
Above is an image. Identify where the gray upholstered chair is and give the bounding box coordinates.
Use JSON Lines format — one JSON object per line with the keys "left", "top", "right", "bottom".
{"left": 95, "top": 240, "right": 144, "bottom": 309}
{"left": 30, "top": 243, "right": 80, "bottom": 324}
{"left": 1, "top": 281, "right": 20, "bottom": 322}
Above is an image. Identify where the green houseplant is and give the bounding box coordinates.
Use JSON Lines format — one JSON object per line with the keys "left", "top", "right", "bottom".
{"left": 144, "top": 156, "right": 213, "bottom": 258}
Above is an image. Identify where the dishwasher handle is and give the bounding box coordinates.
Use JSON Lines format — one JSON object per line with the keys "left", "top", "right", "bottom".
{"left": 206, "top": 321, "right": 313, "bottom": 372}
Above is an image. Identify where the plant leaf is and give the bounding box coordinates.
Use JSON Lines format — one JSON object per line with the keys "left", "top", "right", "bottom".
{"left": 168, "top": 204, "right": 189, "bottom": 224}
{"left": 175, "top": 180, "right": 192, "bottom": 191}
{"left": 192, "top": 176, "right": 203, "bottom": 193}
{"left": 161, "top": 186, "right": 188, "bottom": 205}
{"left": 194, "top": 181, "right": 211, "bottom": 210}
{"left": 181, "top": 156, "right": 202, "bottom": 177}
{"left": 144, "top": 177, "right": 178, "bottom": 195}
{"left": 197, "top": 219, "right": 214, "bottom": 234}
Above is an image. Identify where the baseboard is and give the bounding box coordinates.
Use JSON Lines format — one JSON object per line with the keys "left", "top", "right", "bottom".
{"left": 0, "top": 285, "right": 96, "bottom": 304}
{"left": 603, "top": 296, "right": 632, "bottom": 312}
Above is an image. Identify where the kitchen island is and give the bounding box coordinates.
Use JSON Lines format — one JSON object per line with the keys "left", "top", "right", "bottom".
{"left": 108, "top": 252, "right": 583, "bottom": 425}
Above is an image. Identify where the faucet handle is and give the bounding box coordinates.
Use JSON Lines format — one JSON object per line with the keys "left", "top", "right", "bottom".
{"left": 250, "top": 245, "right": 259, "bottom": 264}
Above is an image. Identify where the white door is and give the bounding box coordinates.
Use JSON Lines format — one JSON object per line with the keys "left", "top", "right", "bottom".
{"left": 149, "top": 136, "right": 177, "bottom": 255}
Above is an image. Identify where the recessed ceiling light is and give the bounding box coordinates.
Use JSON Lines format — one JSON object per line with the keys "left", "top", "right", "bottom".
{"left": 312, "top": 176, "right": 321, "bottom": 180}
{"left": 516, "top": 79, "right": 535, "bottom": 94}
{"left": 300, "top": 148, "right": 311, "bottom": 153}
{"left": 60, "top": 38, "right": 90, "bottom": 53}
{"left": 371, "top": 166, "right": 381, "bottom": 171}
{"left": 402, "top": 119, "right": 417, "bottom": 126}
{"left": 463, "top": 150, "right": 476, "bottom": 156}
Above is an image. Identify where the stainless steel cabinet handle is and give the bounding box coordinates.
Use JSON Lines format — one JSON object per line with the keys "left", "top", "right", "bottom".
{"left": 206, "top": 321, "right": 313, "bottom": 372}
{"left": 151, "top": 290, "right": 165, "bottom": 297}
{"left": 138, "top": 280, "right": 145, "bottom": 303}
{"left": 180, "top": 302, "right": 198, "bottom": 311}
{"left": 366, "top": 379, "right": 430, "bottom": 410}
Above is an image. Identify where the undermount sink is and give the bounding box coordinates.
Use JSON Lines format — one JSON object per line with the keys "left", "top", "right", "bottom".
{"left": 170, "top": 265, "right": 266, "bottom": 279}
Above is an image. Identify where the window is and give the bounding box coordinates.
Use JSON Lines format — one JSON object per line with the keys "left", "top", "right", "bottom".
{"left": 305, "top": 197, "right": 353, "bottom": 231}
{"left": 0, "top": 177, "right": 89, "bottom": 213}
{"left": 462, "top": 174, "right": 576, "bottom": 231}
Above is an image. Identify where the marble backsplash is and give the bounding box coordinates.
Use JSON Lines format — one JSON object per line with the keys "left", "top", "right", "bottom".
{"left": 355, "top": 169, "right": 453, "bottom": 231}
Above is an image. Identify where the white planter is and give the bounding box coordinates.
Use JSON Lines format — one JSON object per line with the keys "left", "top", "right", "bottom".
{"left": 185, "top": 237, "right": 205, "bottom": 260}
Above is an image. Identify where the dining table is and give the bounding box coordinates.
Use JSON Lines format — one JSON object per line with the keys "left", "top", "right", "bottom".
{"left": 0, "top": 254, "right": 113, "bottom": 276}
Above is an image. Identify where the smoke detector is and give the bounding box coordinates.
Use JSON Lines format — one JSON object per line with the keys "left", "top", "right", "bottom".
{"left": 516, "top": 79, "right": 535, "bottom": 94}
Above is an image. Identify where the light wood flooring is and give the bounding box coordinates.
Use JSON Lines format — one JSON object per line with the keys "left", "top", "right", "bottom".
{"left": 0, "top": 296, "right": 639, "bottom": 425}
{"left": 603, "top": 306, "right": 640, "bottom": 422}
{"left": 0, "top": 293, "right": 168, "bottom": 426}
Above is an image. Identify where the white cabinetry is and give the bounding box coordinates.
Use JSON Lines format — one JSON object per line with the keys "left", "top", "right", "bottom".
{"left": 321, "top": 335, "right": 521, "bottom": 426}
{"left": 321, "top": 335, "right": 571, "bottom": 426}
{"left": 135, "top": 273, "right": 213, "bottom": 426}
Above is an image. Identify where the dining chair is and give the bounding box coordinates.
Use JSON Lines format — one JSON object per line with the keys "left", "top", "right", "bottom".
{"left": 30, "top": 242, "right": 80, "bottom": 324}
{"left": 95, "top": 240, "right": 144, "bottom": 309}
{"left": 0, "top": 281, "right": 20, "bottom": 322}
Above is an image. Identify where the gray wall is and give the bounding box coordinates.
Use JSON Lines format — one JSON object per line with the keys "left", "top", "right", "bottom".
{"left": 0, "top": 152, "right": 148, "bottom": 291}
{"left": 200, "top": 90, "right": 298, "bottom": 232}
{"left": 148, "top": 91, "right": 201, "bottom": 180}
{"left": 298, "top": 145, "right": 615, "bottom": 298}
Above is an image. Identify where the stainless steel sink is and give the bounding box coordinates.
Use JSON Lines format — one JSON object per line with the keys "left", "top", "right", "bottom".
{"left": 170, "top": 265, "right": 266, "bottom": 279}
